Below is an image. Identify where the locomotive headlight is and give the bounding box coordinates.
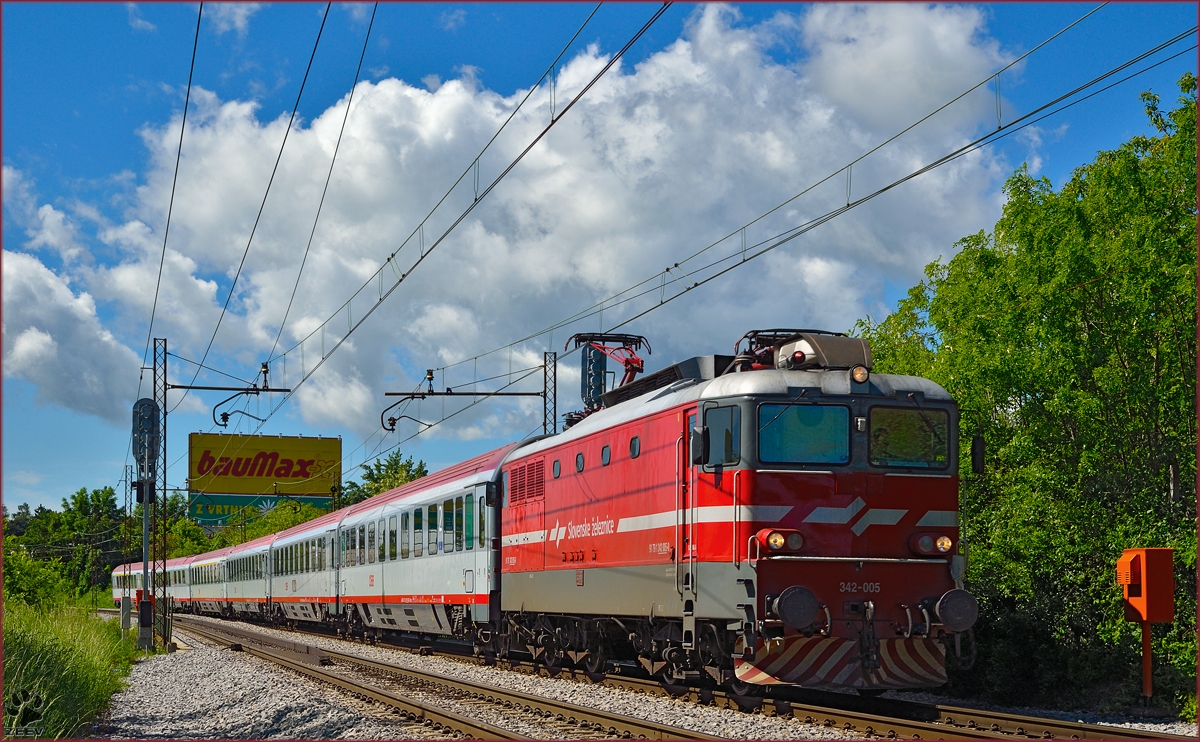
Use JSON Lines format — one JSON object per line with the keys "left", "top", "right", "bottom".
{"left": 851, "top": 365, "right": 870, "bottom": 383}
{"left": 786, "top": 532, "right": 804, "bottom": 550}
{"left": 936, "top": 535, "right": 953, "bottom": 552}
{"left": 917, "top": 535, "right": 935, "bottom": 553}
{"left": 767, "top": 531, "right": 786, "bottom": 550}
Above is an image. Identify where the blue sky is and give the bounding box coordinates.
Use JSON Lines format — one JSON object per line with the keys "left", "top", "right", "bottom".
{"left": 3, "top": 3, "right": 1195, "bottom": 513}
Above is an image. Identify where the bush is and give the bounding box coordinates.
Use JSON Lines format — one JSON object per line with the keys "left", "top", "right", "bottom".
{"left": 2, "top": 536, "right": 68, "bottom": 605}
{"left": 2, "top": 600, "right": 141, "bottom": 738}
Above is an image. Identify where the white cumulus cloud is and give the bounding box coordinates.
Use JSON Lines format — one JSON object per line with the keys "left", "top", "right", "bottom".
{"left": 4, "top": 4, "right": 1016, "bottom": 441}
{"left": 2, "top": 250, "right": 141, "bottom": 423}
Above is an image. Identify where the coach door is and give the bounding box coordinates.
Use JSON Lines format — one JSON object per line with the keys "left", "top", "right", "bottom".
{"left": 678, "top": 408, "right": 699, "bottom": 649}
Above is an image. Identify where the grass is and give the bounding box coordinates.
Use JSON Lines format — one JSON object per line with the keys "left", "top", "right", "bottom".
{"left": 2, "top": 597, "right": 143, "bottom": 738}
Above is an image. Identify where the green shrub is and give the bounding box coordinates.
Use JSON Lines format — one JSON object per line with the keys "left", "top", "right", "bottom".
{"left": 2, "top": 600, "right": 141, "bottom": 738}
{"left": 1179, "top": 692, "right": 1196, "bottom": 723}
{"left": 2, "top": 536, "right": 68, "bottom": 605}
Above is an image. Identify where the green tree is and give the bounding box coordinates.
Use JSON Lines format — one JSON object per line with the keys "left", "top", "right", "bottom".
{"left": 856, "top": 73, "right": 1196, "bottom": 707}
{"left": 340, "top": 451, "right": 428, "bottom": 505}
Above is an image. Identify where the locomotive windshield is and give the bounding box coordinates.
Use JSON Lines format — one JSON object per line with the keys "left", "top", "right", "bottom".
{"left": 758, "top": 404, "right": 850, "bottom": 464}
{"left": 868, "top": 406, "right": 950, "bottom": 469}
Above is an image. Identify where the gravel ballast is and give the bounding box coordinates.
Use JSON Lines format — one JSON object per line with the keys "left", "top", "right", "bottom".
{"left": 95, "top": 629, "right": 428, "bottom": 739}
{"left": 99, "top": 614, "right": 1197, "bottom": 739}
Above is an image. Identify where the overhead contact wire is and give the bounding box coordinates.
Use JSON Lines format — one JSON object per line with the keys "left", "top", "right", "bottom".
{"left": 174, "top": 1, "right": 333, "bottom": 413}
{"left": 252, "top": 3, "right": 673, "bottom": 428}
{"left": 269, "top": 2, "right": 380, "bottom": 361}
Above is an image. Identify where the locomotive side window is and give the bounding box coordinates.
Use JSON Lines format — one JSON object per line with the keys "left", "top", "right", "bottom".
{"left": 601, "top": 445, "right": 611, "bottom": 466}
{"left": 378, "top": 519, "right": 387, "bottom": 563}
{"left": 465, "top": 495, "right": 474, "bottom": 550}
{"left": 401, "top": 512, "right": 411, "bottom": 558}
{"left": 455, "top": 497, "right": 464, "bottom": 551}
{"left": 576, "top": 453, "right": 584, "bottom": 472}
{"left": 704, "top": 406, "right": 741, "bottom": 465}
{"left": 414, "top": 508, "right": 423, "bottom": 557}
{"left": 630, "top": 436, "right": 640, "bottom": 458}
{"left": 428, "top": 505, "right": 438, "bottom": 554}
{"left": 368, "top": 522, "right": 377, "bottom": 564}
{"left": 389, "top": 516, "right": 397, "bottom": 561}
{"left": 868, "top": 406, "right": 950, "bottom": 469}
{"left": 758, "top": 404, "right": 850, "bottom": 465}
{"left": 444, "top": 499, "right": 455, "bottom": 551}
{"left": 552, "top": 460, "right": 560, "bottom": 478}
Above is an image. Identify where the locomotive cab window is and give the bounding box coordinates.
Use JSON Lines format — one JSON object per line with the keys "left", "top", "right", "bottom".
{"left": 703, "top": 405, "right": 741, "bottom": 466}
{"left": 758, "top": 404, "right": 850, "bottom": 465}
{"left": 868, "top": 406, "right": 950, "bottom": 469}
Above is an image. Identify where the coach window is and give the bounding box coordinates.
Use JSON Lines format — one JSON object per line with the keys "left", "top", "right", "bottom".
{"left": 601, "top": 445, "right": 611, "bottom": 466}
{"left": 576, "top": 453, "right": 584, "bottom": 472}
{"left": 465, "top": 496, "right": 474, "bottom": 550}
{"left": 630, "top": 436, "right": 640, "bottom": 458}
{"left": 401, "top": 512, "right": 411, "bottom": 558}
{"left": 358, "top": 524, "right": 366, "bottom": 565}
{"left": 704, "top": 405, "right": 741, "bottom": 466}
{"left": 552, "top": 460, "right": 561, "bottom": 478}
{"left": 443, "top": 499, "right": 455, "bottom": 552}
{"left": 319, "top": 537, "right": 326, "bottom": 571}
{"left": 377, "top": 519, "right": 386, "bottom": 563}
{"left": 389, "top": 516, "right": 398, "bottom": 561}
{"left": 428, "top": 505, "right": 439, "bottom": 554}
{"left": 310, "top": 539, "right": 316, "bottom": 572}
{"left": 414, "top": 508, "right": 424, "bottom": 557}
{"left": 454, "top": 497, "right": 464, "bottom": 551}
{"left": 479, "top": 495, "right": 487, "bottom": 546}
{"left": 368, "top": 522, "right": 377, "bottom": 564}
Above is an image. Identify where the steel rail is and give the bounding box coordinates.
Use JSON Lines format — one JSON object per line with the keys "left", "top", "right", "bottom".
{"left": 174, "top": 619, "right": 525, "bottom": 740}
{"left": 162, "top": 613, "right": 1194, "bottom": 741}
{"left": 322, "top": 646, "right": 724, "bottom": 741}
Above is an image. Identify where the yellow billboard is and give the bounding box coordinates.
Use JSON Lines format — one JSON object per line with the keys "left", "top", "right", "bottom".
{"left": 188, "top": 433, "right": 340, "bottom": 496}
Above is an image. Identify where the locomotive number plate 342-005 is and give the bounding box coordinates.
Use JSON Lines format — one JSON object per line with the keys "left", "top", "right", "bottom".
{"left": 839, "top": 582, "right": 882, "bottom": 593}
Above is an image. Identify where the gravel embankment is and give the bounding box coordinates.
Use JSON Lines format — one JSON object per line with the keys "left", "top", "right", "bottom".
{"left": 99, "top": 613, "right": 1197, "bottom": 739}
{"left": 94, "top": 629, "right": 431, "bottom": 739}
{"left": 171, "top": 615, "right": 864, "bottom": 739}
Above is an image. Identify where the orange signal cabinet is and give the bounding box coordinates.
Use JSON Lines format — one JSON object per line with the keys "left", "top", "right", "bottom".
{"left": 1115, "top": 548, "right": 1174, "bottom": 623}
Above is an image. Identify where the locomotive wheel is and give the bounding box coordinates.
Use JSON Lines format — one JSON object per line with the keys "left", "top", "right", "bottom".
{"left": 583, "top": 645, "right": 607, "bottom": 674}
{"left": 727, "top": 678, "right": 763, "bottom": 697}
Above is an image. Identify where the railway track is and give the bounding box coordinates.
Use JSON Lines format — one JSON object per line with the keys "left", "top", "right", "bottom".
{"left": 130, "top": 611, "right": 1192, "bottom": 741}
{"left": 174, "top": 616, "right": 720, "bottom": 740}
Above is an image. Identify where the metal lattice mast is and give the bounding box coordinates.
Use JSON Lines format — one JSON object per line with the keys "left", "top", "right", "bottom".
{"left": 154, "top": 338, "right": 168, "bottom": 645}
{"left": 543, "top": 352, "right": 556, "bottom": 435}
